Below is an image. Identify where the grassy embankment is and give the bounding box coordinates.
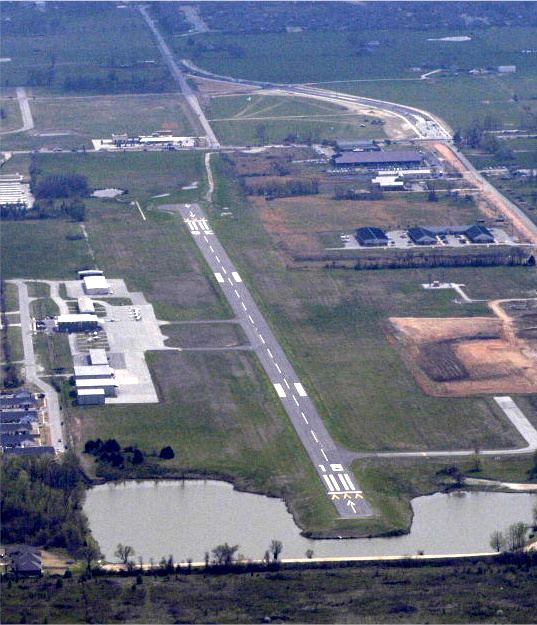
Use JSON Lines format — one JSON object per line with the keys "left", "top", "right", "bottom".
{"left": 3, "top": 557, "right": 537, "bottom": 624}
{"left": 206, "top": 94, "right": 386, "bottom": 145}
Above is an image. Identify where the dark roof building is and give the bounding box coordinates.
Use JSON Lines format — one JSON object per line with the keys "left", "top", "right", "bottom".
{"left": 1, "top": 432, "right": 38, "bottom": 449}
{"left": 0, "top": 408, "right": 38, "bottom": 423}
{"left": 0, "top": 422, "right": 31, "bottom": 435}
{"left": 408, "top": 227, "right": 438, "bottom": 245}
{"left": 464, "top": 224, "right": 494, "bottom": 243}
{"left": 7, "top": 546, "right": 42, "bottom": 576}
{"left": 333, "top": 150, "right": 423, "bottom": 168}
{"left": 4, "top": 446, "right": 55, "bottom": 456}
{"left": 0, "top": 390, "right": 36, "bottom": 409}
{"left": 355, "top": 226, "right": 389, "bottom": 247}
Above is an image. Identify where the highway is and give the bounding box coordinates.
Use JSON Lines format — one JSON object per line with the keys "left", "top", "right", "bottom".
{"left": 177, "top": 203, "right": 372, "bottom": 518}
{"left": 139, "top": 5, "right": 220, "bottom": 148}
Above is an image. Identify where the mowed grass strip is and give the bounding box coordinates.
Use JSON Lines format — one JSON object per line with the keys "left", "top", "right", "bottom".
{"left": 162, "top": 322, "right": 249, "bottom": 349}
{"left": 208, "top": 154, "right": 533, "bottom": 453}
{"left": 74, "top": 350, "right": 340, "bottom": 534}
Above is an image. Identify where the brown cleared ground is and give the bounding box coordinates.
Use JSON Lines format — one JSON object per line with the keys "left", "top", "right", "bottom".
{"left": 391, "top": 300, "right": 537, "bottom": 396}
{"left": 255, "top": 194, "right": 484, "bottom": 257}
{"left": 162, "top": 322, "right": 249, "bottom": 349}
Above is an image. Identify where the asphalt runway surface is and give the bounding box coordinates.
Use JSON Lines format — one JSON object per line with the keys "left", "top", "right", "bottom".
{"left": 178, "top": 204, "right": 372, "bottom": 518}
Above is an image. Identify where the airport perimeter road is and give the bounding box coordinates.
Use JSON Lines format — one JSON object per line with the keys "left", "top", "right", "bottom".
{"left": 139, "top": 6, "right": 220, "bottom": 148}
{"left": 177, "top": 204, "right": 371, "bottom": 518}
{"left": 14, "top": 280, "right": 65, "bottom": 454}
{"left": 0, "top": 87, "right": 34, "bottom": 135}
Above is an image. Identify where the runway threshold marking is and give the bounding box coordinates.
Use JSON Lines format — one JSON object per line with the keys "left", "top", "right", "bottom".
{"left": 232, "top": 272, "right": 242, "bottom": 283}
{"left": 294, "top": 382, "right": 307, "bottom": 397}
{"left": 214, "top": 272, "right": 224, "bottom": 284}
{"left": 274, "top": 383, "right": 286, "bottom": 398}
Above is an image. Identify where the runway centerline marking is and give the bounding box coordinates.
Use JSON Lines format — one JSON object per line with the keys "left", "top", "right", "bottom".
{"left": 311, "top": 430, "right": 319, "bottom": 443}
{"left": 301, "top": 411, "right": 309, "bottom": 424}
{"left": 215, "top": 255, "right": 220, "bottom": 263}
{"left": 267, "top": 348, "right": 273, "bottom": 359}
{"left": 234, "top": 289, "right": 240, "bottom": 298}
{"left": 241, "top": 302, "right": 247, "bottom": 311}
{"left": 259, "top": 334, "right": 265, "bottom": 344}
{"left": 321, "top": 449, "right": 328, "bottom": 461}
{"left": 248, "top": 315, "right": 254, "bottom": 324}
{"left": 292, "top": 395, "right": 299, "bottom": 406}
{"left": 274, "top": 363, "right": 281, "bottom": 373}
{"left": 209, "top": 245, "right": 214, "bottom": 252}
{"left": 283, "top": 379, "right": 290, "bottom": 389}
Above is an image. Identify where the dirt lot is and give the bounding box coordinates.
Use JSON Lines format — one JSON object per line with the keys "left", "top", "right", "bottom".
{"left": 391, "top": 299, "right": 537, "bottom": 396}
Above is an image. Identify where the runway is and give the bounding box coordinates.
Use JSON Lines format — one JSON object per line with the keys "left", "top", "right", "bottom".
{"left": 178, "top": 204, "right": 372, "bottom": 518}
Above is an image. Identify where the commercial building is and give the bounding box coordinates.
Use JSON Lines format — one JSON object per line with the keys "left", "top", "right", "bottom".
{"left": 333, "top": 150, "right": 423, "bottom": 168}
{"left": 77, "top": 388, "right": 106, "bottom": 405}
{"left": 83, "top": 275, "right": 110, "bottom": 295}
{"left": 355, "top": 227, "right": 389, "bottom": 247}
{"left": 377, "top": 168, "right": 432, "bottom": 179}
{"left": 89, "top": 348, "right": 108, "bottom": 366}
{"left": 408, "top": 227, "right": 437, "bottom": 245}
{"left": 73, "top": 364, "right": 114, "bottom": 380}
{"left": 0, "top": 173, "right": 35, "bottom": 212}
{"left": 92, "top": 133, "right": 199, "bottom": 151}
{"left": 408, "top": 224, "right": 495, "bottom": 245}
{"left": 56, "top": 314, "right": 100, "bottom": 333}
{"left": 77, "top": 296, "right": 95, "bottom": 315}
{"left": 75, "top": 379, "right": 118, "bottom": 397}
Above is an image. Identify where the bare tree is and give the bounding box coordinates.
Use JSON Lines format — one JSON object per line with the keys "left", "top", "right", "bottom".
{"left": 211, "top": 543, "right": 239, "bottom": 566}
{"left": 506, "top": 522, "right": 528, "bottom": 552}
{"left": 80, "top": 537, "right": 102, "bottom": 573}
{"left": 114, "top": 543, "right": 136, "bottom": 566}
{"left": 489, "top": 530, "right": 505, "bottom": 553}
{"left": 269, "top": 539, "right": 283, "bottom": 562}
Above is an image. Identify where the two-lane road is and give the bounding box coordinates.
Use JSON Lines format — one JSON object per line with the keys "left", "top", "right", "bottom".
{"left": 177, "top": 204, "right": 372, "bottom": 518}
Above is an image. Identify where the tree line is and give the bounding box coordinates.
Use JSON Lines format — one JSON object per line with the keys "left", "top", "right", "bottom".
{"left": 0, "top": 453, "right": 98, "bottom": 560}
{"left": 244, "top": 178, "right": 319, "bottom": 199}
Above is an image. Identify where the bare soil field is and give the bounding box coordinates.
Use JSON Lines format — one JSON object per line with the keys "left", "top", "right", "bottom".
{"left": 391, "top": 302, "right": 537, "bottom": 396}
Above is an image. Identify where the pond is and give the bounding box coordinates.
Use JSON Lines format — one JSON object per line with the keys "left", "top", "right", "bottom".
{"left": 84, "top": 480, "right": 536, "bottom": 562}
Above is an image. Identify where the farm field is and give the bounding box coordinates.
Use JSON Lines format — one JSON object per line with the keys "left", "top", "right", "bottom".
{"left": 209, "top": 154, "right": 537, "bottom": 454}
{"left": 0, "top": 3, "right": 171, "bottom": 95}
{"left": 1, "top": 93, "right": 196, "bottom": 151}
{"left": 206, "top": 94, "right": 386, "bottom": 145}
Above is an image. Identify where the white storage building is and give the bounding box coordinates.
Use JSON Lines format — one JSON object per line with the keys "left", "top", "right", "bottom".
{"left": 83, "top": 275, "right": 110, "bottom": 295}
{"left": 89, "top": 348, "right": 108, "bottom": 366}
{"left": 56, "top": 314, "right": 100, "bottom": 333}
{"left": 74, "top": 365, "right": 114, "bottom": 380}
{"left": 75, "top": 379, "right": 118, "bottom": 397}
{"left": 77, "top": 388, "right": 106, "bottom": 406}
{"left": 77, "top": 296, "right": 95, "bottom": 315}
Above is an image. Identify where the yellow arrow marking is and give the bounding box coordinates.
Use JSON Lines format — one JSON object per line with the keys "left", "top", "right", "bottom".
{"left": 354, "top": 493, "right": 363, "bottom": 500}
{"left": 330, "top": 494, "right": 340, "bottom": 501}
{"left": 343, "top": 493, "right": 351, "bottom": 500}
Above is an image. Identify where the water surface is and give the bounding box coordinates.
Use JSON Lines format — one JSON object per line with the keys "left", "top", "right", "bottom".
{"left": 85, "top": 479, "right": 536, "bottom": 562}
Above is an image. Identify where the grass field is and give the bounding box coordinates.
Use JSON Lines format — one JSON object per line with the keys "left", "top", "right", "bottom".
{"left": 172, "top": 28, "right": 537, "bottom": 84}
{"left": 34, "top": 333, "right": 72, "bottom": 375}
{"left": 207, "top": 94, "right": 386, "bottom": 145}
{"left": 71, "top": 349, "right": 341, "bottom": 535}
{"left": 2, "top": 283, "right": 19, "bottom": 313}
{"left": 209, "top": 154, "right": 536, "bottom": 454}
{"left": 162, "top": 322, "right": 249, "bottom": 349}
{"left": 0, "top": 95, "right": 22, "bottom": 132}
{"left": 0, "top": 4, "right": 171, "bottom": 95}
{"left": 1, "top": 94, "right": 196, "bottom": 151}
{"left": 6, "top": 326, "right": 23, "bottom": 362}
{"left": 1, "top": 222, "right": 93, "bottom": 280}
